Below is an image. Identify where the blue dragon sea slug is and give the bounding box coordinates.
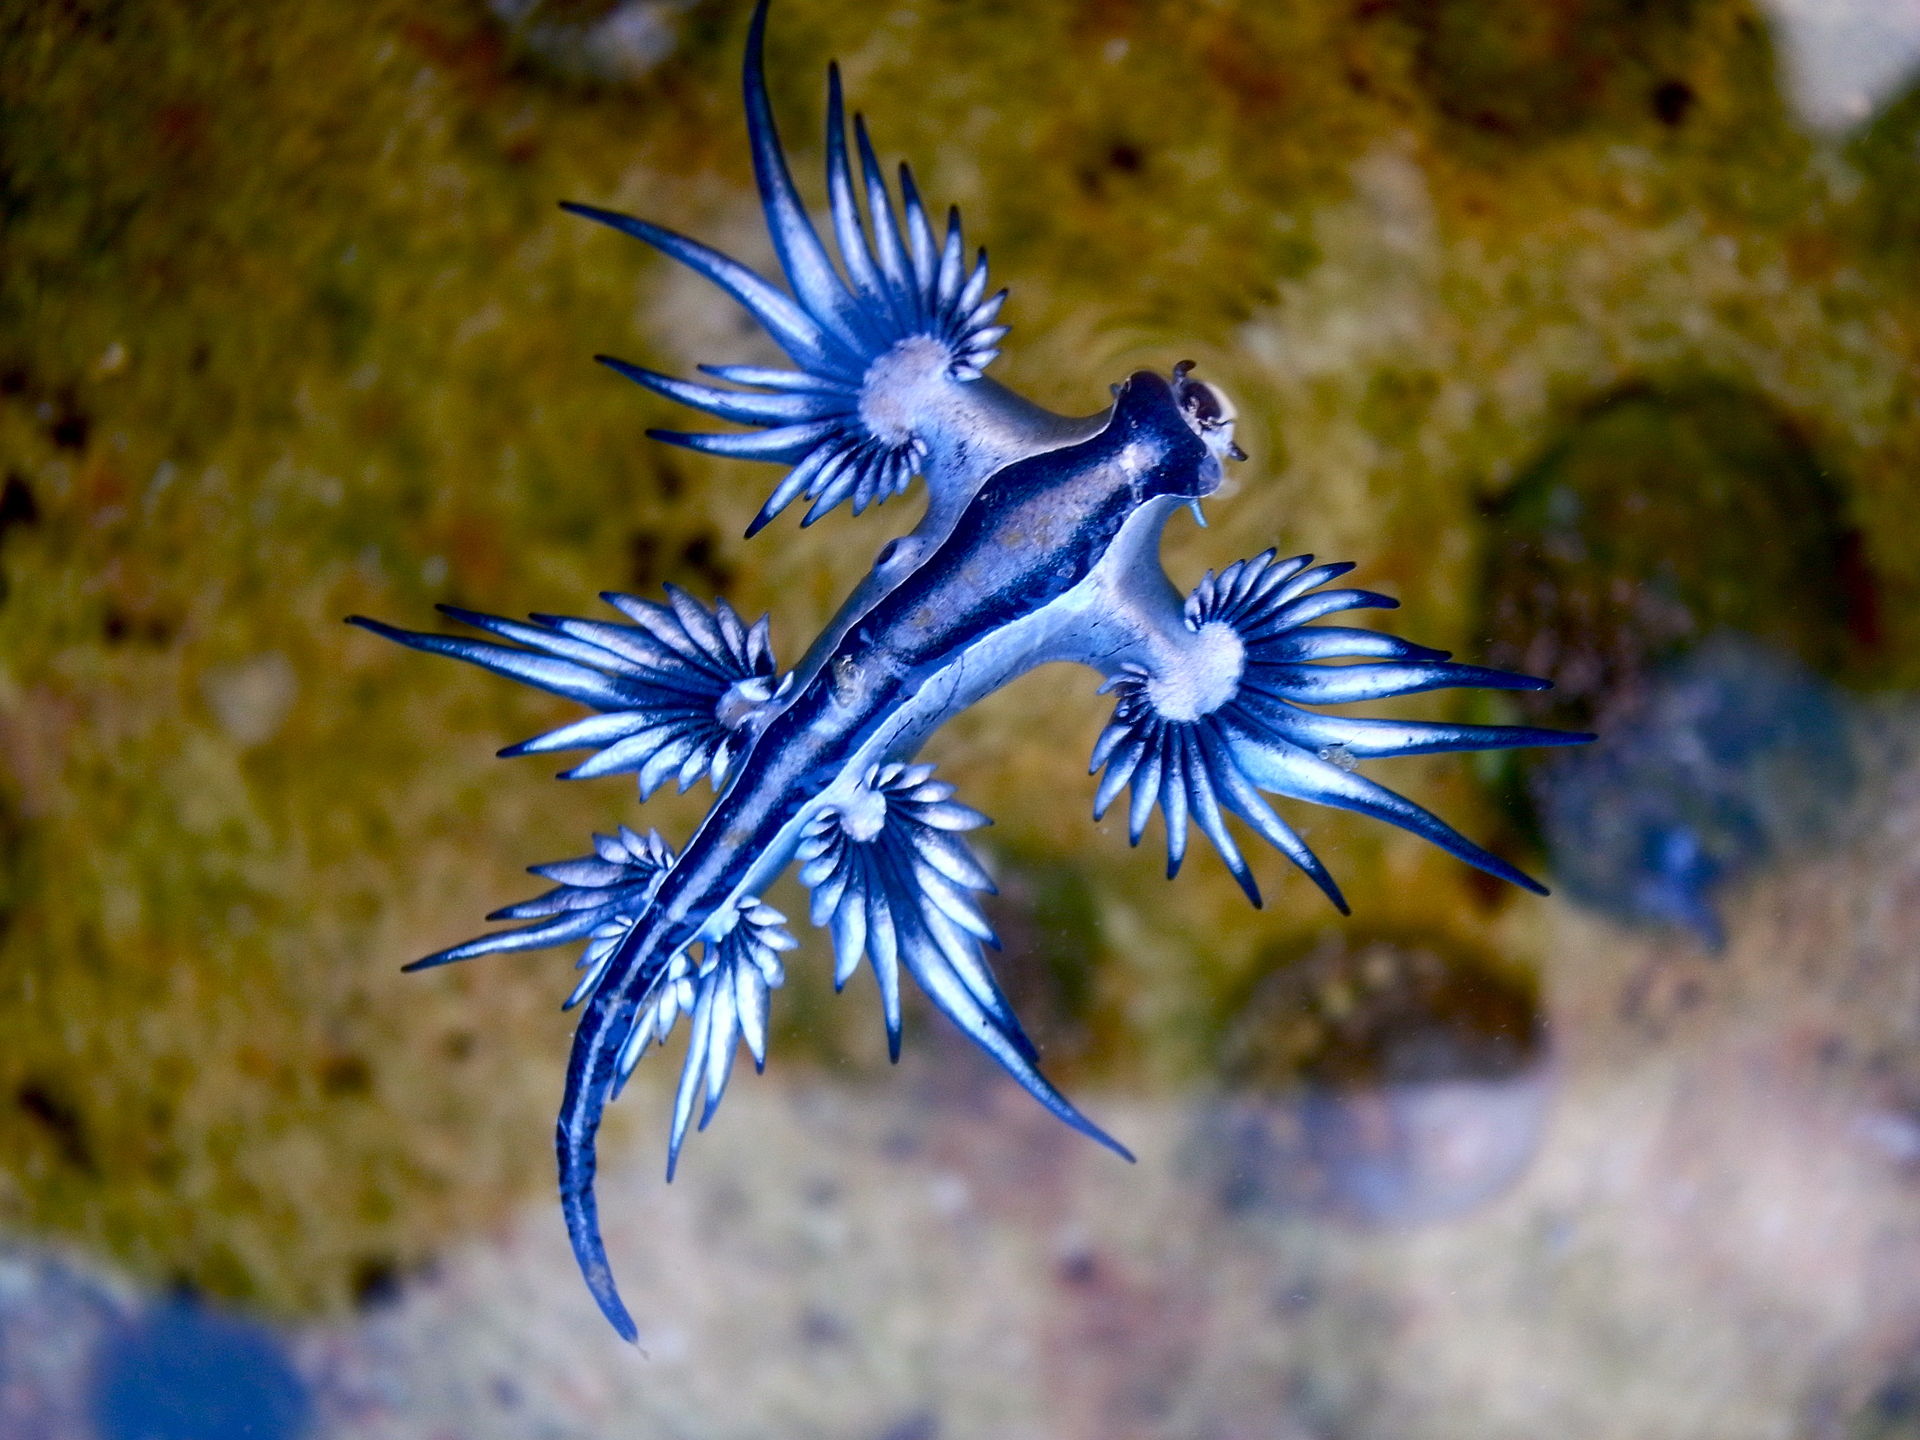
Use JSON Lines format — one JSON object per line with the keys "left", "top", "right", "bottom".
{"left": 349, "top": 0, "right": 1589, "bottom": 1341}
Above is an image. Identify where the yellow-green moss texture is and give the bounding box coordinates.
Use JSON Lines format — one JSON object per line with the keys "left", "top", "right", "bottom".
{"left": 2, "top": 0, "right": 1916, "bottom": 1314}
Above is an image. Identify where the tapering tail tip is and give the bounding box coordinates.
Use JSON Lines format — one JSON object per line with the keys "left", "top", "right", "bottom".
{"left": 559, "top": 1121, "right": 640, "bottom": 1344}
{"left": 1092, "top": 1123, "right": 1138, "bottom": 1166}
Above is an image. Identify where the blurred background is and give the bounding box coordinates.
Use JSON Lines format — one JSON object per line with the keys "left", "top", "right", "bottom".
{"left": 4, "top": 0, "right": 1920, "bottom": 1436}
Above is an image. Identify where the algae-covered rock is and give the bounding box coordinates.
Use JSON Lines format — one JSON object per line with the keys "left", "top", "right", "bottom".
{"left": 1481, "top": 380, "right": 1868, "bottom": 728}
{"left": 1198, "top": 929, "right": 1547, "bottom": 1225}
{"left": 1406, "top": 0, "right": 1715, "bottom": 141}
{"left": 489, "top": 0, "right": 707, "bottom": 90}
{"left": 1477, "top": 382, "right": 1874, "bottom": 940}
{"left": 1849, "top": 72, "right": 1920, "bottom": 259}
{"left": 979, "top": 848, "right": 1105, "bottom": 1070}
{"left": 1531, "top": 636, "right": 1858, "bottom": 946}
{"left": 2, "top": 0, "right": 1918, "bottom": 1325}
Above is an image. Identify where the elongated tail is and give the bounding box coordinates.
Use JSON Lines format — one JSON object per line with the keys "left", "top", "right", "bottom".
{"left": 557, "top": 886, "right": 797, "bottom": 1341}
{"left": 385, "top": 814, "right": 794, "bottom": 1342}
{"left": 372, "top": 825, "right": 676, "bottom": 1341}
{"left": 549, "top": 894, "right": 692, "bottom": 1342}
{"left": 557, "top": 962, "right": 650, "bottom": 1343}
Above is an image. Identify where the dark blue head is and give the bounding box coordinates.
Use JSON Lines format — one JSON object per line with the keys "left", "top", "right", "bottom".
{"left": 1108, "top": 367, "right": 1239, "bottom": 504}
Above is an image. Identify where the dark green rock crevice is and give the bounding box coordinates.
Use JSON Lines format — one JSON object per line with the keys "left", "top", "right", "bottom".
{"left": 1195, "top": 929, "right": 1548, "bottom": 1225}
{"left": 1848, "top": 71, "right": 1920, "bottom": 262}
{"left": 980, "top": 849, "right": 1105, "bottom": 1070}
{"left": 1212, "top": 929, "right": 1542, "bottom": 1094}
{"left": 1480, "top": 379, "right": 1873, "bottom": 733}
{"left": 1476, "top": 380, "right": 1875, "bottom": 941}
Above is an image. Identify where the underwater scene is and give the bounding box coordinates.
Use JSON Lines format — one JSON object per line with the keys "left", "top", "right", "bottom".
{"left": 5, "top": 0, "right": 1920, "bottom": 1435}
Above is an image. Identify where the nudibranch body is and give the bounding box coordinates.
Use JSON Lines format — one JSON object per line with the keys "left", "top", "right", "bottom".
{"left": 350, "top": 0, "right": 1588, "bottom": 1341}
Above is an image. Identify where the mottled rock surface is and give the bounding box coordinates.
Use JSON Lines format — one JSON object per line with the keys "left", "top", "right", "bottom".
{"left": 2, "top": 1, "right": 1918, "bottom": 1431}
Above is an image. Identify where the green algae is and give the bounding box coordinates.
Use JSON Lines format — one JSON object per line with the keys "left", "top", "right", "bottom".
{"left": 1406, "top": 0, "right": 1717, "bottom": 143}
{"left": 1198, "top": 927, "right": 1547, "bottom": 1224}
{"left": 1481, "top": 379, "right": 1871, "bottom": 728}
{"left": 1215, "top": 927, "right": 1542, "bottom": 1092}
{"left": 0, "top": 0, "right": 1917, "bottom": 1315}
{"left": 1848, "top": 72, "right": 1920, "bottom": 264}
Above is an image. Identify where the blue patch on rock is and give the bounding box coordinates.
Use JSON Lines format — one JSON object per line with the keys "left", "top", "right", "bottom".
{"left": 89, "top": 1294, "right": 310, "bottom": 1440}
{"left": 1531, "top": 635, "right": 1857, "bottom": 947}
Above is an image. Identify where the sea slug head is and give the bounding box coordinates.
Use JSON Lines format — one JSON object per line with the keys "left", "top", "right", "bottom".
{"left": 1171, "top": 359, "right": 1247, "bottom": 467}
{"left": 1111, "top": 366, "right": 1237, "bottom": 504}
